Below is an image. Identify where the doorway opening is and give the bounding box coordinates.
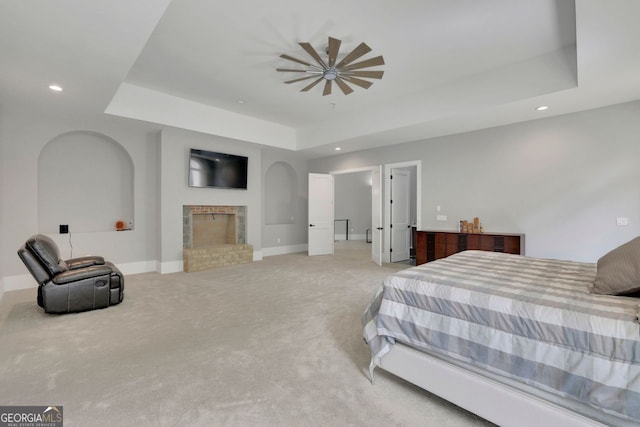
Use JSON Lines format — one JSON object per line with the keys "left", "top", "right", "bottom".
{"left": 321, "top": 160, "right": 420, "bottom": 265}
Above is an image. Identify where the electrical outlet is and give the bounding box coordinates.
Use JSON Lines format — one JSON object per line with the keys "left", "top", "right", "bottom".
{"left": 436, "top": 215, "right": 447, "bottom": 221}
{"left": 617, "top": 217, "right": 629, "bottom": 226}
{"left": 59, "top": 224, "right": 69, "bottom": 234}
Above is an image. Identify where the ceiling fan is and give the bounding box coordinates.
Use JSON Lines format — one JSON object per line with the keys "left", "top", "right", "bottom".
{"left": 277, "top": 37, "right": 384, "bottom": 96}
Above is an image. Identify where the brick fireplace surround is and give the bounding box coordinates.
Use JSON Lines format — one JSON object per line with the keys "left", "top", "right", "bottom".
{"left": 183, "top": 205, "right": 252, "bottom": 272}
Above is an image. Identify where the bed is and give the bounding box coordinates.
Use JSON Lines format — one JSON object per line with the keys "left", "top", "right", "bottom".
{"left": 362, "top": 248, "right": 640, "bottom": 427}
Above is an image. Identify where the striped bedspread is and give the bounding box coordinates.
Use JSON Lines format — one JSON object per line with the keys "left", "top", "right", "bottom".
{"left": 362, "top": 250, "right": 640, "bottom": 422}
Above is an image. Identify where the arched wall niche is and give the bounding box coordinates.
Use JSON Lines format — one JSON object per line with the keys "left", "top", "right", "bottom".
{"left": 265, "top": 161, "right": 297, "bottom": 225}
{"left": 38, "top": 130, "right": 135, "bottom": 233}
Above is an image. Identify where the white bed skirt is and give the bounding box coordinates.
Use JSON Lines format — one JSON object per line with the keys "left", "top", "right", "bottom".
{"left": 377, "top": 343, "right": 635, "bottom": 427}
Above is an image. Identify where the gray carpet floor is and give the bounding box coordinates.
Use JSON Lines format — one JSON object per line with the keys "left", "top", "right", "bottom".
{"left": 0, "top": 241, "right": 493, "bottom": 426}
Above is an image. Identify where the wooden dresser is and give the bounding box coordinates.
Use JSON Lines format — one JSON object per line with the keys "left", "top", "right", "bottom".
{"left": 415, "top": 230, "right": 525, "bottom": 265}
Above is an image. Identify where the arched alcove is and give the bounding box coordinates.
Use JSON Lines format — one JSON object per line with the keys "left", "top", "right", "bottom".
{"left": 265, "top": 161, "right": 297, "bottom": 225}
{"left": 38, "top": 131, "right": 134, "bottom": 233}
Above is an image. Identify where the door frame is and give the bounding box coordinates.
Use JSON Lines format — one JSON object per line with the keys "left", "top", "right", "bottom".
{"left": 384, "top": 160, "right": 422, "bottom": 263}
{"left": 329, "top": 160, "right": 421, "bottom": 265}
{"left": 330, "top": 166, "right": 380, "bottom": 264}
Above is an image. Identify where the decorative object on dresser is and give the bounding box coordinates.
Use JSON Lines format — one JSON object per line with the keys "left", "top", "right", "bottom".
{"left": 459, "top": 217, "right": 483, "bottom": 233}
{"left": 414, "top": 230, "right": 524, "bottom": 265}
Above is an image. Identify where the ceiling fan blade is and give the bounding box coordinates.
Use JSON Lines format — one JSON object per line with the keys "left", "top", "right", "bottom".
{"left": 335, "top": 42, "right": 372, "bottom": 69}
{"left": 341, "top": 75, "right": 373, "bottom": 89}
{"left": 285, "top": 75, "right": 321, "bottom": 84}
{"left": 277, "top": 68, "right": 310, "bottom": 72}
{"left": 341, "top": 70, "right": 384, "bottom": 79}
{"left": 342, "top": 55, "right": 385, "bottom": 71}
{"left": 280, "top": 53, "right": 312, "bottom": 67}
{"left": 322, "top": 80, "right": 332, "bottom": 96}
{"left": 301, "top": 77, "right": 324, "bottom": 92}
{"left": 299, "top": 42, "right": 328, "bottom": 68}
{"left": 334, "top": 77, "right": 354, "bottom": 95}
{"left": 327, "top": 37, "right": 341, "bottom": 67}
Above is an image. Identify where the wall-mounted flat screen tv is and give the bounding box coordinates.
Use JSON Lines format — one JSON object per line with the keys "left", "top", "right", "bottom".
{"left": 188, "top": 148, "right": 248, "bottom": 189}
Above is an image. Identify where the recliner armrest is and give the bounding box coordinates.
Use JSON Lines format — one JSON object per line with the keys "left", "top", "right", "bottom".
{"left": 65, "top": 256, "right": 105, "bottom": 270}
{"left": 52, "top": 265, "right": 113, "bottom": 285}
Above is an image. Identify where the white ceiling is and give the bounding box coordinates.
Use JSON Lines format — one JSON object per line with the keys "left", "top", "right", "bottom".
{"left": 2, "top": 1, "right": 640, "bottom": 158}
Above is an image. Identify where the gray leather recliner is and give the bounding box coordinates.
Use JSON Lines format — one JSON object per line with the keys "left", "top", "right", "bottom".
{"left": 17, "top": 234, "right": 124, "bottom": 314}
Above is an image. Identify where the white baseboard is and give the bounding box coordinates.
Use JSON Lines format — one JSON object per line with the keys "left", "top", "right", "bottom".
{"left": 335, "top": 234, "right": 366, "bottom": 241}
{"left": 159, "top": 260, "right": 183, "bottom": 274}
{"left": 1, "top": 261, "right": 159, "bottom": 295}
{"left": 3, "top": 274, "right": 36, "bottom": 292}
{"left": 262, "top": 244, "right": 308, "bottom": 257}
{"left": 0, "top": 253, "right": 268, "bottom": 302}
{"left": 117, "top": 260, "right": 157, "bottom": 275}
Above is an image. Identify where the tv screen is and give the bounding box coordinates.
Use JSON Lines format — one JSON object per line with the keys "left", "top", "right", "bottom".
{"left": 188, "top": 149, "right": 248, "bottom": 189}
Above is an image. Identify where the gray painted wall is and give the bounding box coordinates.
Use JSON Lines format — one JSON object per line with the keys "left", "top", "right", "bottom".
{"left": 38, "top": 131, "right": 135, "bottom": 233}
{"left": 310, "top": 101, "right": 640, "bottom": 262}
{"left": 1, "top": 107, "right": 160, "bottom": 282}
{"left": 158, "top": 128, "right": 262, "bottom": 269}
{"left": 2, "top": 98, "right": 640, "bottom": 297}
{"left": 0, "top": 104, "right": 308, "bottom": 293}
{"left": 261, "top": 148, "right": 309, "bottom": 252}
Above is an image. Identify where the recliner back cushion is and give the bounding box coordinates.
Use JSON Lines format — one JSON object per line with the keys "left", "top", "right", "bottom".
{"left": 17, "top": 247, "right": 52, "bottom": 285}
{"left": 25, "top": 234, "right": 68, "bottom": 276}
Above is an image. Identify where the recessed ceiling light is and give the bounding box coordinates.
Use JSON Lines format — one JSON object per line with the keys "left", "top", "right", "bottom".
{"left": 49, "top": 84, "right": 63, "bottom": 92}
{"left": 237, "top": 100, "right": 246, "bottom": 104}
{"left": 335, "top": 147, "right": 341, "bottom": 151}
{"left": 536, "top": 105, "right": 549, "bottom": 111}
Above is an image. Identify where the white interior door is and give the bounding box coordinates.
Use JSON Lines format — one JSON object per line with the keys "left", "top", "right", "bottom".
{"left": 371, "top": 166, "right": 383, "bottom": 265}
{"left": 308, "top": 173, "right": 334, "bottom": 256}
{"left": 390, "top": 168, "right": 410, "bottom": 262}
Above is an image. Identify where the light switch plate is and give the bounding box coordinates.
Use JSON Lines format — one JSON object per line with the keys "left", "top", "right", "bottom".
{"left": 436, "top": 215, "right": 447, "bottom": 221}
{"left": 617, "top": 217, "right": 629, "bottom": 226}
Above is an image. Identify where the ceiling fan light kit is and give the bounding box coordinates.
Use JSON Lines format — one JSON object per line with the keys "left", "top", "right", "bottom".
{"left": 277, "top": 36, "right": 384, "bottom": 96}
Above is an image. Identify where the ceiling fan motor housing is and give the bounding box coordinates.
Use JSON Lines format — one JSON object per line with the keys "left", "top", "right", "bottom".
{"left": 323, "top": 69, "right": 338, "bottom": 81}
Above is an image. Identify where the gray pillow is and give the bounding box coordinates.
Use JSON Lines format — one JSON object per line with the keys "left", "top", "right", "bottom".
{"left": 591, "top": 236, "right": 640, "bottom": 295}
